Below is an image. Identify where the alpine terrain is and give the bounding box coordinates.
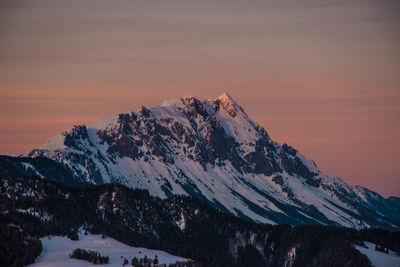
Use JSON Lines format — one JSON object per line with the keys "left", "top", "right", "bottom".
{"left": 8, "top": 93, "right": 399, "bottom": 230}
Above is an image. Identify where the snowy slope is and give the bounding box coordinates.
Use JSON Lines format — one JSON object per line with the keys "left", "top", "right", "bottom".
{"left": 25, "top": 93, "right": 400, "bottom": 229}
{"left": 355, "top": 242, "right": 400, "bottom": 267}
{"left": 28, "top": 233, "right": 188, "bottom": 267}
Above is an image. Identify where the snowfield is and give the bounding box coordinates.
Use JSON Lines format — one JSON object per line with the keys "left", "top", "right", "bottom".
{"left": 355, "top": 241, "right": 400, "bottom": 267}
{"left": 28, "top": 233, "right": 188, "bottom": 267}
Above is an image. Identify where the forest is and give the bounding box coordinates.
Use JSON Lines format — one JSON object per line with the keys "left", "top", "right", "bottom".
{"left": 1, "top": 174, "right": 399, "bottom": 267}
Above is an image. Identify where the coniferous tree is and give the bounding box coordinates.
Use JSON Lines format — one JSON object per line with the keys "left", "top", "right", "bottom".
{"left": 154, "top": 254, "right": 159, "bottom": 265}
{"left": 132, "top": 257, "right": 139, "bottom": 266}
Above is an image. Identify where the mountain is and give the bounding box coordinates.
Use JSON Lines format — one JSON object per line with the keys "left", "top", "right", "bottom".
{"left": 4, "top": 175, "right": 399, "bottom": 267}
{"left": 16, "top": 93, "right": 399, "bottom": 230}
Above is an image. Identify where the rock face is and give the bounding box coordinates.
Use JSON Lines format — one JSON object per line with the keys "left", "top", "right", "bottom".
{"left": 25, "top": 93, "right": 399, "bottom": 229}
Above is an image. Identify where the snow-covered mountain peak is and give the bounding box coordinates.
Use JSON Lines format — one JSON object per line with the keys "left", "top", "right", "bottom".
{"left": 217, "top": 92, "right": 234, "bottom": 102}
{"left": 25, "top": 93, "right": 400, "bottom": 230}
{"left": 215, "top": 92, "right": 248, "bottom": 119}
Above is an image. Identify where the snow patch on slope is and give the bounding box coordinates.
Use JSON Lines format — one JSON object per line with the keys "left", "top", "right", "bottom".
{"left": 90, "top": 114, "right": 119, "bottom": 130}
{"left": 21, "top": 163, "right": 45, "bottom": 179}
{"left": 40, "top": 131, "right": 68, "bottom": 151}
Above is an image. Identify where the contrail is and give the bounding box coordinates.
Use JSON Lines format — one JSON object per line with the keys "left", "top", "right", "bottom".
{"left": 183, "top": 42, "right": 219, "bottom": 65}
{"left": 182, "top": 41, "right": 253, "bottom": 79}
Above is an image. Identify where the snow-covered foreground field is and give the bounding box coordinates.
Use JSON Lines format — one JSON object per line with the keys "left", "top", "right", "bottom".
{"left": 356, "top": 241, "right": 400, "bottom": 267}
{"left": 28, "top": 233, "right": 188, "bottom": 267}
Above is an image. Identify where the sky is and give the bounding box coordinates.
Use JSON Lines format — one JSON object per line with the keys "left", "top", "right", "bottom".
{"left": 0, "top": 0, "right": 399, "bottom": 197}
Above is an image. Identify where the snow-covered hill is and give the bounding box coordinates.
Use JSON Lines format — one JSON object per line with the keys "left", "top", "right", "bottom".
{"left": 28, "top": 233, "right": 188, "bottom": 267}
{"left": 355, "top": 242, "right": 400, "bottom": 267}
{"left": 25, "top": 93, "right": 399, "bottom": 229}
